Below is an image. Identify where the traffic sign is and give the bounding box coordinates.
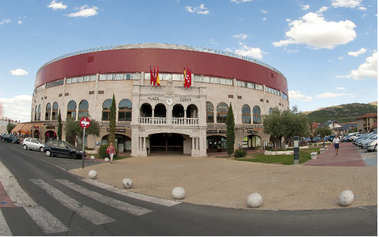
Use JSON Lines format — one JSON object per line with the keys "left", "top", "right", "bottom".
{"left": 80, "top": 117, "right": 91, "bottom": 129}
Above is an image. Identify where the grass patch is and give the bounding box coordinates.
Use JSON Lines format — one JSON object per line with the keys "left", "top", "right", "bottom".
{"left": 237, "top": 148, "right": 320, "bottom": 165}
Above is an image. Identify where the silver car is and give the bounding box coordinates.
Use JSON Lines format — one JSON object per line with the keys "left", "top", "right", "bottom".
{"left": 22, "top": 138, "right": 45, "bottom": 152}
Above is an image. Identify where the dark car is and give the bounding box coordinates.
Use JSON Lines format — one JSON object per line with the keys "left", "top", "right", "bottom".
{"left": 44, "top": 140, "right": 85, "bottom": 159}
{"left": 1, "top": 134, "right": 20, "bottom": 144}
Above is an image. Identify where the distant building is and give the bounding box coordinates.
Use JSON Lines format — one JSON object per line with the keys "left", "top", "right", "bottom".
{"left": 321, "top": 120, "right": 343, "bottom": 135}
{"left": 0, "top": 118, "right": 20, "bottom": 134}
{"left": 356, "top": 113, "right": 377, "bottom": 133}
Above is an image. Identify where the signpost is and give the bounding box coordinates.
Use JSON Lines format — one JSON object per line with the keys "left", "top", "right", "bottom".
{"left": 293, "top": 136, "right": 299, "bottom": 164}
{"left": 80, "top": 117, "right": 91, "bottom": 168}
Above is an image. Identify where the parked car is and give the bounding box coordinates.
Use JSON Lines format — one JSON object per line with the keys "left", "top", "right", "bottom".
{"left": 1, "top": 134, "right": 19, "bottom": 144}
{"left": 44, "top": 140, "right": 85, "bottom": 159}
{"left": 22, "top": 138, "right": 45, "bottom": 152}
{"left": 367, "top": 139, "right": 377, "bottom": 152}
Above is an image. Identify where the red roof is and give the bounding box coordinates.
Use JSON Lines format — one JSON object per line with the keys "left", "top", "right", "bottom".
{"left": 357, "top": 113, "right": 377, "bottom": 120}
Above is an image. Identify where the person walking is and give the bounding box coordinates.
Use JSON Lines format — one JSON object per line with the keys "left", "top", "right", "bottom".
{"left": 332, "top": 136, "right": 340, "bottom": 156}
{"left": 106, "top": 143, "right": 116, "bottom": 163}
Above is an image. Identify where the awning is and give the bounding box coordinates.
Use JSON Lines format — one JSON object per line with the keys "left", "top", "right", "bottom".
{"left": 11, "top": 124, "right": 23, "bottom": 134}
{"left": 19, "top": 123, "right": 34, "bottom": 135}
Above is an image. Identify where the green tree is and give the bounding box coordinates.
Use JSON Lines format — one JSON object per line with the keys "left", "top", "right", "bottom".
{"left": 314, "top": 127, "right": 332, "bottom": 138}
{"left": 263, "top": 108, "right": 284, "bottom": 149}
{"left": 57, "top": 110, "right": 62, "bottom": 141}
{"left": 109, "top": 94, "right": 116, "bottom": 146}
{"left": 64, "top": 117, "right": 100, "bottom": 147}
{"left": 225, "top": 103, "right": 235, "bottom": 157}
{"left": 6, "top": 122, "right": 16, "bottom": 134}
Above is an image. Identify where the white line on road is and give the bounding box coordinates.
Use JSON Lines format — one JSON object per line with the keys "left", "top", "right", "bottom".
{"left": 30, "top": 179, "right": 114, "bottom": 225}
{"left": 83, "top": 178, "right": 180, "bottom": 207}
{"left": 56, "top": 179, "right": 152, "bottom": 216}
{"left": 0, "top": 161, "right": 68, "bottom": 234}
{"left": 0, "top": 210, "right": 12, "bottom": 236}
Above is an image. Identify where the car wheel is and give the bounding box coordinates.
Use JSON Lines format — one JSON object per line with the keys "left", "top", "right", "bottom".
{"left": 23, "top": 145, "right": 28, "bottom": 150}
{"left": 45, "top": 150, "right": 51, "bottom": 157}
{"left": 39, "top": 147, "right": 44, "bottom": 152}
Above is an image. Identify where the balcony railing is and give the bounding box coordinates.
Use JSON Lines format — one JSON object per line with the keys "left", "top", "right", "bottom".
{"left": 139, "top": 117, "right": 199, "bottom": 126}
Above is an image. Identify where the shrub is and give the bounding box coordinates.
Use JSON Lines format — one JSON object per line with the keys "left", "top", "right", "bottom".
{"left": 234, "top": 149, "right": 247, "bottom": 158}
{"left": 98, "top": 144, "right": 108, "bottom": 158}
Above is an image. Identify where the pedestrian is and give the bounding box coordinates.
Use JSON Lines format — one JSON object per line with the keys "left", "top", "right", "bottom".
{"left": 332, "top": 136, "right": 340, "bottom": 156}
{"left": 106, "top": 143, "right": 116, "bottom": 163}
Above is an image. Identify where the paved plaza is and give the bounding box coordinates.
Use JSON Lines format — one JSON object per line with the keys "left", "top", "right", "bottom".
{"left": 71, "top": 143, "right": 377, "bottom": 211}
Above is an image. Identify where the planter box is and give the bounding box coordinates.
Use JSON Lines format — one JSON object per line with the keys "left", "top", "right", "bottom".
{"left": 264, "top": 150, "right": 294, "bottom": 155}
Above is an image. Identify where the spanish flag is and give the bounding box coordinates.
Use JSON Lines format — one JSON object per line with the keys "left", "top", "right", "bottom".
{"left": 156, "top": 66, "right": 160, "bottom": 86}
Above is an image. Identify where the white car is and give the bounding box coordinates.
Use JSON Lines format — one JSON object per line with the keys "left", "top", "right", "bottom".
{"left": 22, "top": 138, "right": 45, "bottom": 152}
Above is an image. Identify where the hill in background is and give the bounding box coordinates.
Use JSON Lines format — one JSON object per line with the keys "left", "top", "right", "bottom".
{"left": 305, "top": 103, "right": 377, "bottom": 124}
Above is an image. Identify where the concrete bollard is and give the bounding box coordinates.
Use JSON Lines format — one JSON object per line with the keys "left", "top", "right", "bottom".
{"left": 339, "top": 190, "right": 354, "bottom": 207}
{"left": 122, "top": 178, "right": 133, "bottom": 189}
{"left": 88, "top": 170, "right": 97, "bottom": 179}
{"left": 172, "top": 187, "right": 186, "bottom": 200}
{"left": 90, "top": 155, "right": 95, "bottom": 160}
{"left": 247, "top": 192, "right": 263, "bottom": 208}
{"left": 104, "top": 158, "right": 109, "bottom": 162}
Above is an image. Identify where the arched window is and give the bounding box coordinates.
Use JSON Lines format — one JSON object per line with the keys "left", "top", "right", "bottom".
{"left": 102, "top": 99, "right": 112, "bottom": 121}
{"left": 140, "top": 103, "right": 152, "bottom": 117}
{"left": 52, "top": 102, "right": 58, "bottom": 120}
{"left": 118, "top": 99, "right": 132, "bottom": 121}
{"left": 78, "top": 100, "right": 89, "bottom": 119}
{"left": 37, "top": 105, "right": 41, "bottom": 121}
{"left": 45, "top": 103, "right": 51, "bottom": 121}
{"left": 34, "top": 106, "right": 37, "bottom": 121}
{"left": 216, "top": 102, "right": 228, "bottom": 123}
{"left": 186, "top": 104, "right": 198, "bottom": 118}
{"left": 172, "top": 104, "right": 184, "bottom": 118}
{"left": 67, "top": 100, "right": 77, "bottom": 120}
{"left": 253, "top": 106, "right": 261, "bottom": 124}
{"left": 154, "top": 103, "right": 167, "bottom": 117}
{"left": 242, "top": 104, "right": 251, "bottom": 124}
{"left": 206, "top": 101, "right": 214, "bottom": 123}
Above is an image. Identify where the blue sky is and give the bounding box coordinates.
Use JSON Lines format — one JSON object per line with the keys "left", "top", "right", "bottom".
{"left": 0, "top": 0, "right": 377, "bottom": 122}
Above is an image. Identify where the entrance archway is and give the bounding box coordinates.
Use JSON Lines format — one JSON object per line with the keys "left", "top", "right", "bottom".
{"left": 149, "top": 133, "right": 185, "bottom": 154}
{"left": 101, "top": 134, "right": 131, "bottom": 153}
{"left": 45, "top": 130, "right": 57, "bottom": 143}
{"left": 207, "top": 135, "right": 226, "bottom": 152}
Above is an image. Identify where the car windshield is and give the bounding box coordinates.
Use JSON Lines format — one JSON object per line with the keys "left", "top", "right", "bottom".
{"left": 62, "top": 141, "right": 75, "bottom": 149}
{"left": 31, "top": 139, "right": 40, "bottom": 143}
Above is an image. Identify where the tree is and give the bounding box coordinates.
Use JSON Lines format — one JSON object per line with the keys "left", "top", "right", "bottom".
{"left": 225, "top": 103, "right": 235, "bottom": 157}
{"left": 57, "top": 110, "right": 62, "bottom": 141}
{"left": 314, "top": 127, "right": 332, "bottom": 138}
{"left": 109, "top": 94, "right": 116, "bottom": 146}
{"left": 64, "top": 117, "right": 100, "bottom": 147}
{"left": 263, "top": 108, "right": 284, "bottom": 149}
{"left": 7, "top": 122, "right": 16, "bottom": 134}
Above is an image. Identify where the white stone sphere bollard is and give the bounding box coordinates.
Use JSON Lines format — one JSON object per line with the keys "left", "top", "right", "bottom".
{"left": 247, "top": 192, "right": 263, "bottom": 208}
{"left": 122, "top": 178, "right": 133, "bottom": 189}
{"left": 104, "top": 158, "right": 109, "bottom": 162}
{"left": 88, "top": 170, "right": 97, "bottom": 179}
{"left": 172, "top": 187, "right": 186, "bottom": 200}
{"left": 339, "top": 190, "right": 354, "bottom": 207}
{"left": 90, "top": 155, "right": 95, "bottom": 160}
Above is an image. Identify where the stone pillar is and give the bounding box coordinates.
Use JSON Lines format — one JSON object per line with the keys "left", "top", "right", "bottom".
{"left": 131, "top": 126, "right": 139, "bottom": 157}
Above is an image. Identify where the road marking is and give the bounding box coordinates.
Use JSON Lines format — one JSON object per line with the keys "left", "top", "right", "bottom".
{"left": 57, "top": 179, "right": 152, "bottom": 216}
{"left": 30, "top": 179, "right": 114, "bottom": 225}
{"left": 83, "top": 178, "right": 180, "bottom": 207}
{"left": 0, "top": 162, "right": 68, "bottom": 234}
{"left": 0, "top": 210, "right": 11, "bottom": 236}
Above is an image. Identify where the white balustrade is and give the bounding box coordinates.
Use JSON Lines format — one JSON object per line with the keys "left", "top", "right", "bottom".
{"left": 138, "top": 117, "right": 199, "bottom": 126}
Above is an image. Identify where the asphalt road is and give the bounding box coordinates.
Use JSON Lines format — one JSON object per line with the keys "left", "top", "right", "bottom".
{"left": 0, "top": 142, "right": 376, "bottom": 236}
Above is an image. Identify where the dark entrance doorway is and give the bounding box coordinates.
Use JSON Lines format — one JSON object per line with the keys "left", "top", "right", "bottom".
{"left": 207, "top": 135, "right": 226, "bottom": 152}
{"left": 45, "top": 130, "right": 57, "bottom": 143}
{"left": 149, "top": 133, "right": 184, "bottom": 153}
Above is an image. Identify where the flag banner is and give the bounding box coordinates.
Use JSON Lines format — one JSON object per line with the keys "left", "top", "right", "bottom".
{"left": 150, "top": 65, "right": 160, "bottom": 87}
{"left": 184, "top": 67, "right": 192, "bottom": 88}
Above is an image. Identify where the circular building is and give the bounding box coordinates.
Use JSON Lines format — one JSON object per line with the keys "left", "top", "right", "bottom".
{"left": 31, "top": 43, "right": 289, "bottom": 157}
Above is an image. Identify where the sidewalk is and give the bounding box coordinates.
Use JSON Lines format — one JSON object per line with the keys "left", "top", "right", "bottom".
{"left": 305, "top": 143, "right": 366, "bottom": 167}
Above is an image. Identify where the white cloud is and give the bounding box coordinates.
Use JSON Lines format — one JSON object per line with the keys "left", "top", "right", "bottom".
{"left": 231, "top": 0, "right": 253, "bottom": 3}
{"left": 10, "top": 68, "right": 28, "bottom": 76}
{"left": 338, "top": 56, "right": 344, "bottom": 60}
{"left": 317, "top": 6, "right": 328, "bottom": 13}
{"left": 350, "top": 51, "right": 377, "bottom": 80}
{"left": 185, "top": 4, "right": 209, "bottom": 15}
{"left": 0, "top": 19, "right": 11, "bottom": 25}
{"left": 285, "top": 18, "right": 291, "bottom": 22}
{"left": 261, "top": 9, "right": 268, "bottom": 14}
{"left": 67, "top": 5, "right": 98, "bottom": 18}
{"left": 0, "top": 95, "right": 32, "bottom": 122}
{"left": 332, "top": 0, "right": 362, "bottom": 8}
{"left": 48, "top": 0, "right": 67, "bottom": 10}
{"left": 289, "top": 90, "right": 312, "bottom": 102}
{"left": 302, "top": 4, "right": 310, "bottom": 10}
{"left": 347, "top": 48, "right": 367, "bottom": 57}
{"left": 358, "top": 6, "right": 367, "bottom": 11}
{"left": 273, "top": 12, "right": 356, "bottom": 49}
{"left": 17, "top": 20, "right": 22, "bottom": 24}
{"left": 233, "top": 33, "right": 248, "bottom": 41}
{"left": 262, "top": 17, "right": 267, "bottom": 22}
{"left": 316, "top": 92, "right": 346, "bottom": 98}
{"left": 234, "top": 43, "right": 263, "bottom": 59}
{"left": 336, "top": 87, "right": 345, "bottom": 90}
